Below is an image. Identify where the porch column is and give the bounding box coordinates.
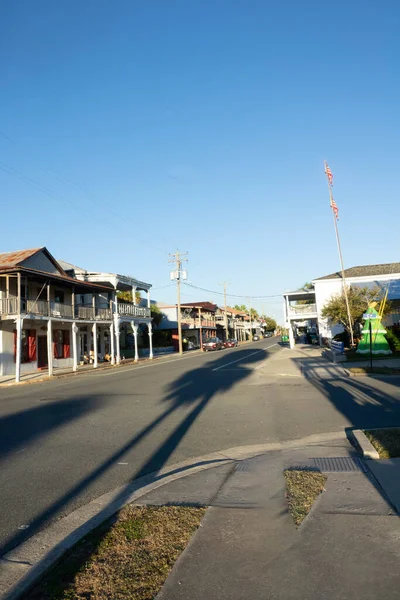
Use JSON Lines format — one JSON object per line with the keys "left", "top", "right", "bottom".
{"left": 47, "top": 318, "right": 53, "bottom": 376}
{"left": 87, "top": 327, "right": 93, "bottom": 362}
{"left": 99, "top": 328, "right": 106, "bottom": 357}
{"left": 15, "top": 316, "right": 23, "bottom": 383}
{"left": 148, "top": 321, "right": 153, "bottom": 359}
{"left": 110, "top": 322, "right": 115, "bottom": 365}
{"left": 93, "top": 322, "right": 98, "bottom": 368}
{"left": 132, "top": 323, "right": 139, "bottom": 362}
{"left": 147, "top": 289, "right": 151, "bottom": 308}
{"left": 72, "top": 322, "right": 78, "bottom": 372}
{"left": 115, "top": 317, "right": 121, "bottom": 364}
{"left": 288, "top": 325, "right": 295, "bottom": 349}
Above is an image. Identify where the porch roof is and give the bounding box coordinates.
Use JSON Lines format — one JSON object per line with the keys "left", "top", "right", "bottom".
{"left": 58, "top": 260, "right": 151, "bottom": 291}
{"left": 283, "top": 288, "right": 316, "bottom": 302}
{"left": 0, "top": 266, "right": 113, "bottom": 292}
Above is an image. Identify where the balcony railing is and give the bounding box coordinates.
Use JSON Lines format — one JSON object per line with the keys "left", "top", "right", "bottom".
{"left": 96, "top": 307, "right": 113, "bottom": 320}
{"left": 0, "top": 297, "right": 113, "bottom": 321}
{"left": 0, "top": 297, "right": 18, "bottom": 315}
{"left": 288, "top": 303, "right": 317, "bottom": 316}
{"left": 117, "top": 302, "right": 151, "bottom": 318}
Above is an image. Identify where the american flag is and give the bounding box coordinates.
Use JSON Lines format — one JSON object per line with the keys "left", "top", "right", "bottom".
{"left": 330, "top": 197, "right": 339, "bottom": 220}
{"left": 325, "top": 163, "right": 333, "bottom": 186}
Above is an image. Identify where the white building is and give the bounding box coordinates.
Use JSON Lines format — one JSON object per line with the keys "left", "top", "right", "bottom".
{"left": 283, "top": 262, "right": 400, "bottom": 347}
{"left": 59, "top": 261, "right": 153, "bottom": 363}
{"left": 0, "top": 247, "right": 153, "bottom": 382}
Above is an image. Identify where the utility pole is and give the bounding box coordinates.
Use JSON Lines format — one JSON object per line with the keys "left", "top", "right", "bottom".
{"left": 219, "top": 281, "right": 230, "bottom": 342}
{"left": 248, "top": 297, "right": 252, "bottom": 340}
{"left": 169, "top": 250, "right": 188, "bottom": 355}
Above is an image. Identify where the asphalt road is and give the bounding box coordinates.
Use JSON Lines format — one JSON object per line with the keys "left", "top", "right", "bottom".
{"left": 1, "top": 338, "right": 400, "bottom": 555}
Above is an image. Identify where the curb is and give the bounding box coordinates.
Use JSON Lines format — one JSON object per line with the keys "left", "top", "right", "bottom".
{"left": 348, "top": 429, "right": 380, "bottom": 459}
{"left": 0, "top": 431, "right": 344, "bottom": 600}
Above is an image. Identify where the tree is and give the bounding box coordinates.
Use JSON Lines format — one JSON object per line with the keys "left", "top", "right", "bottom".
{"left": 321, "top": 286, "right": 391, "bottom": 338}
{"left": 250, "top": 308, "right": 259, "bottom": 319}
{"left": 150, "top": 303, "right": 163, "bottom": 327}
{"left": 117, "top": 290, "right": 142, "bottom": 305}
{"left": 262, "top": 316, "right": 277, "bottom": 331}
{"left": 234, "top": 304, "right": 247, "bottom": 312}
{"left": 296, "top": 282, "right": 314, "bottom": 305}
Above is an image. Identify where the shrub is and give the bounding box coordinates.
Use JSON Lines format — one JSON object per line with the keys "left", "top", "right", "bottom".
{"left": 385, "top": 329, "right": 400, "bottom": 352}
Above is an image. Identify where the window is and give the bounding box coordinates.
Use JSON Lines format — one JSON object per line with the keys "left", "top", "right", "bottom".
{"left": 53, "top": 329, "right": 70, "bottom": 359}
{"left": 14, "top": 329, "right": 36, "bottom": 363}
{"left": 55, "top": 290, "right": 65, "bottom": 303}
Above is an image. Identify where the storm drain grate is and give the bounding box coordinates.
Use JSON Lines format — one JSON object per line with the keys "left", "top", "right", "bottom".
{"left": 312, "top": 456, "right": 367, "bottom": 473}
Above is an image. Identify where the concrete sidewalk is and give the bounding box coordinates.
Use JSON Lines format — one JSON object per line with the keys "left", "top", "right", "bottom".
{"left": 150, "top": 437, "right": 400, "bottom": 600}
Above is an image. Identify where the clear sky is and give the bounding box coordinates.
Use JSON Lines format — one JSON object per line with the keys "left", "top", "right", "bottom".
{"left": 1, "top": 1, "right": 399, "bottom": 322}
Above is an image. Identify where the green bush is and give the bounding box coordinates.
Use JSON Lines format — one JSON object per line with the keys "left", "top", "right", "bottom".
{"left": 385, "top": 329, "right": 400, "bottom": 352}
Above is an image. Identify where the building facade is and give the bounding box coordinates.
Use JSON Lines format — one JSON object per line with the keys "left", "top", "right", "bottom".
{"left": 283, "top": 262, "right": 400, "bottom": 347}
{"left": 0, "top": 247, "right": 153, "bottom": 382}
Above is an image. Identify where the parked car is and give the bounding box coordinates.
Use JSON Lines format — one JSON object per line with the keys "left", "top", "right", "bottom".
{"left": 203, "top": 337, "right": 224, "bottom": 351}
{"left": 264, "top": 331, "right": 273, "bottom": 338}
{"left": 224, "top": 338, "right": 238, "bottom": 348}
{"left": 252, "top": 334, "right": 261, "bottom": 341}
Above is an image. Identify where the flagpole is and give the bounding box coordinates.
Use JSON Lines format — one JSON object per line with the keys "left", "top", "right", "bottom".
{"left": 324, "top": 161, "right": 354, "bottom": 348}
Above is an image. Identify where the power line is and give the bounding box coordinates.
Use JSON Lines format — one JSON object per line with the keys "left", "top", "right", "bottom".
{"left": 182, "top": 282, "right": 281, "bottom": 300}
{"left": 0, "top": 130, "right": 170, "bottom": 255}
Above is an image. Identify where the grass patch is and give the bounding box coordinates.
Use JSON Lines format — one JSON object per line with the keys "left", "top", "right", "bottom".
{"left": 348, "top": 366, "right": 400, "bottom": 375}
{"left": 364, "top": 429, "right": 400, "bottom": 458}
{"left": 22, "top": 505, "right": 205, "bottom": 600}
{"left": 284, "top": 469, "right": 327, "bottom": 526}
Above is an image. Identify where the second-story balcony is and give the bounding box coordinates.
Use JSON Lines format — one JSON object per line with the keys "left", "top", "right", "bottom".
{"left": 117, "top": 302, "right": 151, "bottom": 318}
{"left": 288, "top": 303, "right": 317, "bottom": 317}
{"left": 0, "top": 297, "right": 113, "bottom": 321}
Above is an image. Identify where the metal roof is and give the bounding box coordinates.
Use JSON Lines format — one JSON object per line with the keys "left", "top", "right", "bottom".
{"left": 314, "top": 263, "right": 400, "bottom": 281}
{"left": 0, "top": 248, "right": 43, "bottom": 268}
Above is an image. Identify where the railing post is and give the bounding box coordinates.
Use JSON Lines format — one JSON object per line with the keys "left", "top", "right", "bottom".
{"left": 47, "top": 282, "right": 51, "bottom": 316}
{"left": 92, "top": 294, "right": 96, "bottom": 320}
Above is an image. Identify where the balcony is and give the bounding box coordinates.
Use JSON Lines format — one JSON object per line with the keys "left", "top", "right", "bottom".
{"left": 0, "top": 297, "right": 112, "bottom": 321}
{"left": 117, "top": 302, "right": 151, "bottom": 318}
{"left": 288, "top": 303, "right": 317, "bottom": 317}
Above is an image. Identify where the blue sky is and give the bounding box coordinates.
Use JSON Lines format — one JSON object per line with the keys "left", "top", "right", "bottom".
{"left": 1, "top": 1, "right": 399, "bottom": 322}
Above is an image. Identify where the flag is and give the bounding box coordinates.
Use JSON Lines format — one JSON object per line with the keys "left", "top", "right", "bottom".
{"left": 325, "top": 163, "right": 333, "bottom": 186}
{"left": 330, "top": 196, "right": 339, "bottom": 220}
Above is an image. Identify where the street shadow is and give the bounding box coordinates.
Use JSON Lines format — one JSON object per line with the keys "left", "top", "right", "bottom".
{"left": 0, "top": 396, "right": 106, "bottom": 460}
{"left": 292, "top": 357, "right": 400, "bottom": 429}
{"left": 1, "top": 348, "right": 267, "bottom": 556}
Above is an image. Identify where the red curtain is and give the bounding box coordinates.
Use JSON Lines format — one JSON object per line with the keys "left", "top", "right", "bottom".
{"left": 28, "top": 330, "right": 37, "bottom": 361}
{"left": 64, "top": 330, "right": 70, "bottom": 358}
{"left": 53, "top": 329, "right": 58, "bottom": 358}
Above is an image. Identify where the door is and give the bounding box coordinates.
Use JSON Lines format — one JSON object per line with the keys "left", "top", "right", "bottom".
{"left": 37, "top": 336, "right": 48, "bottom": 368}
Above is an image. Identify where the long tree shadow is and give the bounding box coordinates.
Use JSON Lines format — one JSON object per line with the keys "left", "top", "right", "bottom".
{"left": 1, "top": 347, "right": 268, "bottom": 556}
{"left": 292, "top": 357, "right": 400, "bottom": 429}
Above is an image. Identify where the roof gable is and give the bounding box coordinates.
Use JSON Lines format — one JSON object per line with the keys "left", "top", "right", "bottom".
{"left": 0, "top": 247, "right": 68, "bottom": 277}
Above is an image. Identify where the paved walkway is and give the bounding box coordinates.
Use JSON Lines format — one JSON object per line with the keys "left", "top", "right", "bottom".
{"left": 147, "top": 436, "right": 400, "bottom": 600}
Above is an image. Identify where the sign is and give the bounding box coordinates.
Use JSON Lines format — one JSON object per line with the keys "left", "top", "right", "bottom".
{"left": 331, "top": 340, "right": 344, "bottom": 354}
{"left": 362, "top": 313, "right": 378, "bottom": 319}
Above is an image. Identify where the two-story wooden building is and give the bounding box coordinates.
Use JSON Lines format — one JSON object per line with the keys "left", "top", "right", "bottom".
{"left": 0, "top": 247, "right": 153, "bottom": 382}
